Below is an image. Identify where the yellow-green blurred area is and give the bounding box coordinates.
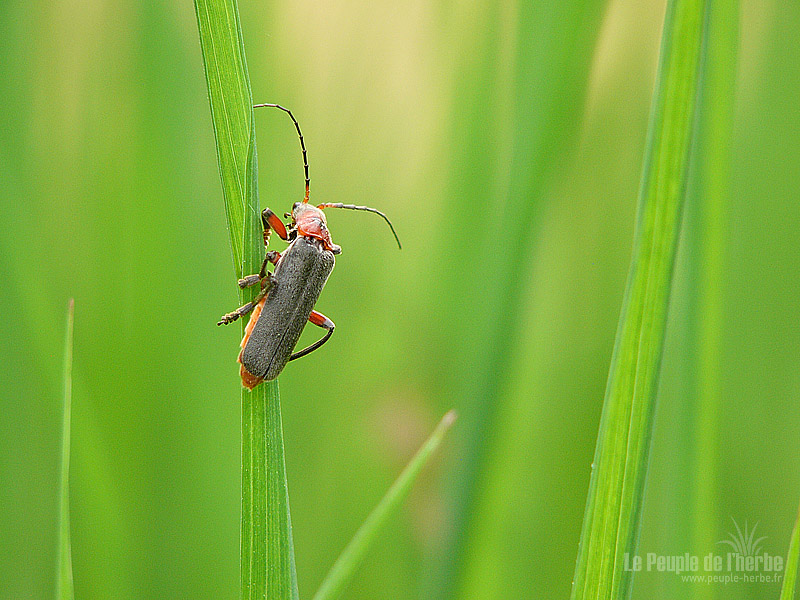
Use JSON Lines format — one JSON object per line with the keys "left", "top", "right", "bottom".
{"left": 2, "top": 0, "right": 799, "bottom": 598}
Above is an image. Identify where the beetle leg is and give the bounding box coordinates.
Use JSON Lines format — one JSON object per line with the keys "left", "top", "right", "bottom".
{"left": 218, "top": 274, "right": 275, "bottom": 326}
{"left": 289, "top": 310, "right": 335, "bottom": 360}
{"left": 262, "top": 208, "right": 289, "bottom": 246}
{"left": 237, "top": 260, "right": 268, "bottom": 289}
{"left": 238, "top": 251, "right": 281, "bottom": 288}
{"left": 238, "top": 274, "right": 261, "bottom": 288}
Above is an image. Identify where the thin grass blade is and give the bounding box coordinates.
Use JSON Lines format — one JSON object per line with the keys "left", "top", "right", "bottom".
{"left": 570, "top": 1, "right": 708, "bottom": 599}
{"left": 194, "top": 0, "right": 257, "bottom": 276}
{"left": 56, "top": 299, "right": 74, "bottom": 600}
{"left": 313, "top": 410, "right": 457, "bottom": 600}
{"left": 780, "top": 500, "right": 800, "bottom": 600}
{"left": 686, "top": 0, "right": 738, "bottom": 588}
{"left": 430, "top": 3, "right": 608, "bottom": 596}
{"left": 194, "top": 2, "right": 298, "bottom": 599}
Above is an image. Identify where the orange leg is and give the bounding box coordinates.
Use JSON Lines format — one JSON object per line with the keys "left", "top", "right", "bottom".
{"left": 262, "top": 208, "right": 289, "bottom": 243}
{"left": 289, "top": 310, "right": 335, "bottom": 360}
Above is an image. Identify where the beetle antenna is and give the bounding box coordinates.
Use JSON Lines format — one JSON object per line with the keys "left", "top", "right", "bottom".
{"left": 253, "top": 103, "right": 310, "bottom": 203}
{"left": 317, "top": 203, "right": 402, "bottom": 250}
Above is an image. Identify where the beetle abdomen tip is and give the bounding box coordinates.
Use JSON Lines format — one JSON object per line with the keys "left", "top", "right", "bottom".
{"left": 240, "top": 364, "right": 264, "bottom": 389}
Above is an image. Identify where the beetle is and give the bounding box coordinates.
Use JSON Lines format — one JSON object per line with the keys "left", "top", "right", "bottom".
{"left": 217, "top": 103, "right": 401, "bottom": 389}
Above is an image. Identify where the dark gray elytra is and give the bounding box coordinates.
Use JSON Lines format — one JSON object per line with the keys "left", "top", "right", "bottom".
{"left": 240, "top": 236, "right": 335, "bottom": 381}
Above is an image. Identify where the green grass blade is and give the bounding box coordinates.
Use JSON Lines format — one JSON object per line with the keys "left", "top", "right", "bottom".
{"left": 686, "top": 0, "right": 737, "bottom": 588}
{"left": 431, "top": 3, "right": 608, "bottom": 596}
{"left": 312, "top": 410, "right": 457, "bottom": 600}
{"left": 780, "top": 500, "right": 800, "bottom": 600}
{"left": 263, "top": 382, "right": 299, "bottom": 600}
{"left": 194, "top": 2, "right": 298, "bottom": 599}
{"left": 56, "top": 299, "right": 74, "bottom": 600}
{"left": 194, "top": 0, "right": 257, "bottom": 277}
{"left": 570, "top": 1, "right": 708, "bottom": 599}
{"left": 241, "top": 383, "right": 298, "bottom": 600}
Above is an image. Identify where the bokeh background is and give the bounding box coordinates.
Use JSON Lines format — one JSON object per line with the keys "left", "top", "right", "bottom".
{"left": 2, "top": 0, "right": 799, "bottom": 598}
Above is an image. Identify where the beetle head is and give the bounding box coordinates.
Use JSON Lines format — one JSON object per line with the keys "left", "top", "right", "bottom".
{"left": 292, "top": 202, "right": 341, "bottom": 254}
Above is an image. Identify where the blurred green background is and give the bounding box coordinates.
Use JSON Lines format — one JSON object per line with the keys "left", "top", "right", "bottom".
{"left": 2, "top": 0, "right": 799, "bottom": 598}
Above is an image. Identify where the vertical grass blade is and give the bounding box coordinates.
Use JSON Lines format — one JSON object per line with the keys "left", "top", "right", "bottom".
{"left": 56, "top": 299, "right": 74, "bottom": 600}
{"left": 262, "top": 382, "right": 299, "bottom": 600}
{"left": 780, "top": 500, "right": 800, "bottom": 600}
{"left": 431, "top": 3, "right": 608, "bottom": 596}
{"left": 194, "top": 2, "right": 298, "bottom": 599}
{"left": 194, "top": 0, "right": 256, "bottom": 276}
{"left": 570, "top": 1, "right": 708, "bottom": 599}
{"left": 686, "top": 0, "right": 738, "bottom": 585}
{"left": 650, "top": 2, "right": 737, "bottom": 597}
{"left": 312, "top": 410, "right": 457, "bottom": 600}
